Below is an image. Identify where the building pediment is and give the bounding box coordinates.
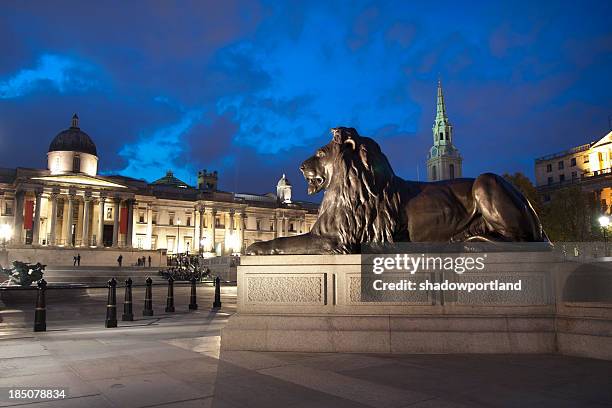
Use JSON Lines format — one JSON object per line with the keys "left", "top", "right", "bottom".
{"left": 31, "top": 174, "right": 128, "bottom": 189}
{"left": 591, "top": 131, "right": 612, "bottom": 149}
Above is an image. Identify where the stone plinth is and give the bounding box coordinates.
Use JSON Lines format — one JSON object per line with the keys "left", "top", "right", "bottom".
{"left": 221, "top": 253, "right": 612, "bottom": 360}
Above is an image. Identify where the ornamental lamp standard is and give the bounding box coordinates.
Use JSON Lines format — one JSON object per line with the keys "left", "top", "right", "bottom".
{"left": 0, "top": 224, "right": 13, "bottom": 249}
{"left": 599, "top": 215, "right": 610, "bottom": 256}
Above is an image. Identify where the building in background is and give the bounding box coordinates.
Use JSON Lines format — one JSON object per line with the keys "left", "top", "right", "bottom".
{"left": 0, "top": 114, "right": 318, "bottom": 259}
{"left": 535, "top": 130, "right": 612, "bottom": 212}
{"left": 426, "top": 80, "right": 462, "bottom": 181}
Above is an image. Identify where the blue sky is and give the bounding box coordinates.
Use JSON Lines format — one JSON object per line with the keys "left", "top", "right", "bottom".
{"left": 0, "top": 0, "right": 610, "bottom": 200}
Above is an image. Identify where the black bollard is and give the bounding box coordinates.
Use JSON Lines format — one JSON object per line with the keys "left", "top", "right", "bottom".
{"left": 165, "top": 276, "right": 175, "bottom": 312}
{"left": 34, "top": 279, "right": 47, "bottom": 332}
{"left": 122, "top": 277, "right": 134, "bottom": 321}
{"left": 105, "top": 278, "right": 118, "bottom": 328}
{"left": 213, "top": 276, "right": 221, "bottom": 308}
{"left": 188, "top": 276, "right": 198, "bottom": 310}
{"left": 143, "top": 277, "right": 154, "bottom": 316}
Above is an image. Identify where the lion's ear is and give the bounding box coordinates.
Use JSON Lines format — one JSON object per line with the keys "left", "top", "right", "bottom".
{"left": 331, "top": 127, "right": 358, "bottom": 145}
{"left": 331, "top": 128, "right": 344, "bottom": 144}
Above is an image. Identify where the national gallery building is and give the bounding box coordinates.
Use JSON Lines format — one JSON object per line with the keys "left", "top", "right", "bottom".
{"left": 0, "top": 114, "right": 318, "bottom": 264}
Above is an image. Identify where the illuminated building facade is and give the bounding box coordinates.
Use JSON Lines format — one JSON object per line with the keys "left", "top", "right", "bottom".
{"left": 535, "top": 130, "right": 612, "bottom": 212}
{"left": 0, "top": 115, "right": 318, "bottom": 256}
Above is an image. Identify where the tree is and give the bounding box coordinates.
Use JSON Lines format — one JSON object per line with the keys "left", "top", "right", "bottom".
{"left": 502, "top": 172, "right": 541, "bottom": 214}
{"left": 539, "top": 185, "right": 599, "bottom": 242}
{"left": 502, "top": 173, "right": 599, "bottom": 242}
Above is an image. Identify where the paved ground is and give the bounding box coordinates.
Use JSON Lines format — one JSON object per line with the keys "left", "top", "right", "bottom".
{"left": 1, "top": 285, "right": 612, "bottom": 407}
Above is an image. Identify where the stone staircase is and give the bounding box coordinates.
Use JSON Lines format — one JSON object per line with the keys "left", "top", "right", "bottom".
{"left": 41, "top": 266, "right": 166, "bottom": 285}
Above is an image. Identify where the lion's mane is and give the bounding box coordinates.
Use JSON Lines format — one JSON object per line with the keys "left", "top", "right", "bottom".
{"left": 310, "top": 129, "right": 402, "bottom": 253}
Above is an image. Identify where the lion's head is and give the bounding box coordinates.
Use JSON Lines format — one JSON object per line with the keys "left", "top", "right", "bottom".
{"left": 301, "top": 127, "right": 400, "bottom": 251}
{"left": 300, "top": 127, "right": 396, "bottom": 196}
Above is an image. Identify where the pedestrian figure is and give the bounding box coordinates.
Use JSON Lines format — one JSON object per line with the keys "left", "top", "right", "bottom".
{"left": 117, "top": 254, "right": 123, "bottom": 267}
{"left": 77, "top": 253, "right": 81, "bottom": 266}
{"left": 148, "top": 256, "right": 151, "bottom": 267}
{"left": 73, "top": 256, "right": 77, "bottom": 266}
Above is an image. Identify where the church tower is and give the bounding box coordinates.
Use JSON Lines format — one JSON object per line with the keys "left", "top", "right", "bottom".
{"left": 426, "top": 80, "right": 462, "bottom": 181}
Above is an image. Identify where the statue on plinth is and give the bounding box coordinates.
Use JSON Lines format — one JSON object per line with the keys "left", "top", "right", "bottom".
{"left": 247, "top": 127, "right": 548, "bottom": 255}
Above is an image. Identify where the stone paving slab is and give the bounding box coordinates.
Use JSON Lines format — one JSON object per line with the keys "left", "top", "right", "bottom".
{"left": 1, "top": 285, "right": 612, "bottom": 407}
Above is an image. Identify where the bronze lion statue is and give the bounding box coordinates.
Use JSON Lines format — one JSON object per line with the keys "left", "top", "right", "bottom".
{"left": 247, "top": 127, "right": 548, "bottom": 255}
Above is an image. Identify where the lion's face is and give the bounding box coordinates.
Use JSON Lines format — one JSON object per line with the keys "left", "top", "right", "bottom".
{"left": 300, "top": 141, "right": 338, "bottom": 195}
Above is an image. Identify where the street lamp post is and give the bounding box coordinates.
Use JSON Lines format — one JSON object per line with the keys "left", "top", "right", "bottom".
{"left": 0, "top": 224, "right": 13, "bottom": 250}
{"left": 599, "top": 215, "right": 610, "bottom": 257}
{"left": 0, "top": 224, "right": 13, "bottom": 269}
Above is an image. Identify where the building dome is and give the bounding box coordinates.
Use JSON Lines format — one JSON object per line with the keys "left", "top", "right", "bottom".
{"left": 48, "top": 114, "right": 97, "bottom": 156}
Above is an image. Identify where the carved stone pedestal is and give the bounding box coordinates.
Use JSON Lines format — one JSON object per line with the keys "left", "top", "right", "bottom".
{"left": 221, "top": 254, "right": 612, "bottom": 360}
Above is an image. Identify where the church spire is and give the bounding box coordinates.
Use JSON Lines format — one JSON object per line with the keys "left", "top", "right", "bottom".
{"left": 436, "top": 79, "right": 447, "bottom": 121}
{"left": 427, "top": 79, "right": 462, "bottom": 182}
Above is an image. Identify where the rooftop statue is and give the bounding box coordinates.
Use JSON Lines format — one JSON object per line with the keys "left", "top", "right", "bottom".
{"left": 247, "top": 127, "right": 548, "bottom": 255}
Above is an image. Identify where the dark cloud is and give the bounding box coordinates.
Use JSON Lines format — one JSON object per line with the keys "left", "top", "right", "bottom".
{"left": 0, "top": 0, "right": 610, "bottom": 202}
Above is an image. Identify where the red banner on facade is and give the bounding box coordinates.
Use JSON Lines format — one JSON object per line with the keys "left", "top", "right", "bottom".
{"left": 120, "top": 206, "right": 128, "bottom": 234}
{"left": 24, "top": 200, "right": 34, "bottom": 230}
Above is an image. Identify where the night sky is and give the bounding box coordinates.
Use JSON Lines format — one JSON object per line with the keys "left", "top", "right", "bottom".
{"left": 0, "top": 1, "right": 610, "bottom": 201}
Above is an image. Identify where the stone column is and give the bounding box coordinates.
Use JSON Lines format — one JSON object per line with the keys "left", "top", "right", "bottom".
{"left": 49, "top": 193, "right": 58, "bottom": 246}
{"left": 126, "top": 199, "right": 134, "bottom": 248}
{"left": 112, "top": 198, "right": 121, "bottom": 247}
{"left": 273, "top": 215, "right": 278, "bottom": 238}
{"left": 97, "top": 197, "right": 105, "bottom": 247}
{"left": 82, "top": 196, "right": 91, "bottom": 246}
{"left": 65, "top": 194, "right": 75, "bottom": 247}
{"left": 238, "top": 212, "right": 245, "bottom": 254}
{"left": 228, "top": 209, "right": 236, "bottom": 255}
{"left": 13, "top": 191, "right": 25, "bottom": 244}
{"left": 32, "top": 191, "right": 42, "bottom": 246}
{"left": 211, "top": 208, "right": 217, "bottom": 254}
{"left": 146, "top": 204, "right": 153, "bottom": 250}
{"left": 279, "top": 215, "right": 285, "bottom": 238}
{"left": 198, "top": 205, "right": 205, "bottom": 252}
